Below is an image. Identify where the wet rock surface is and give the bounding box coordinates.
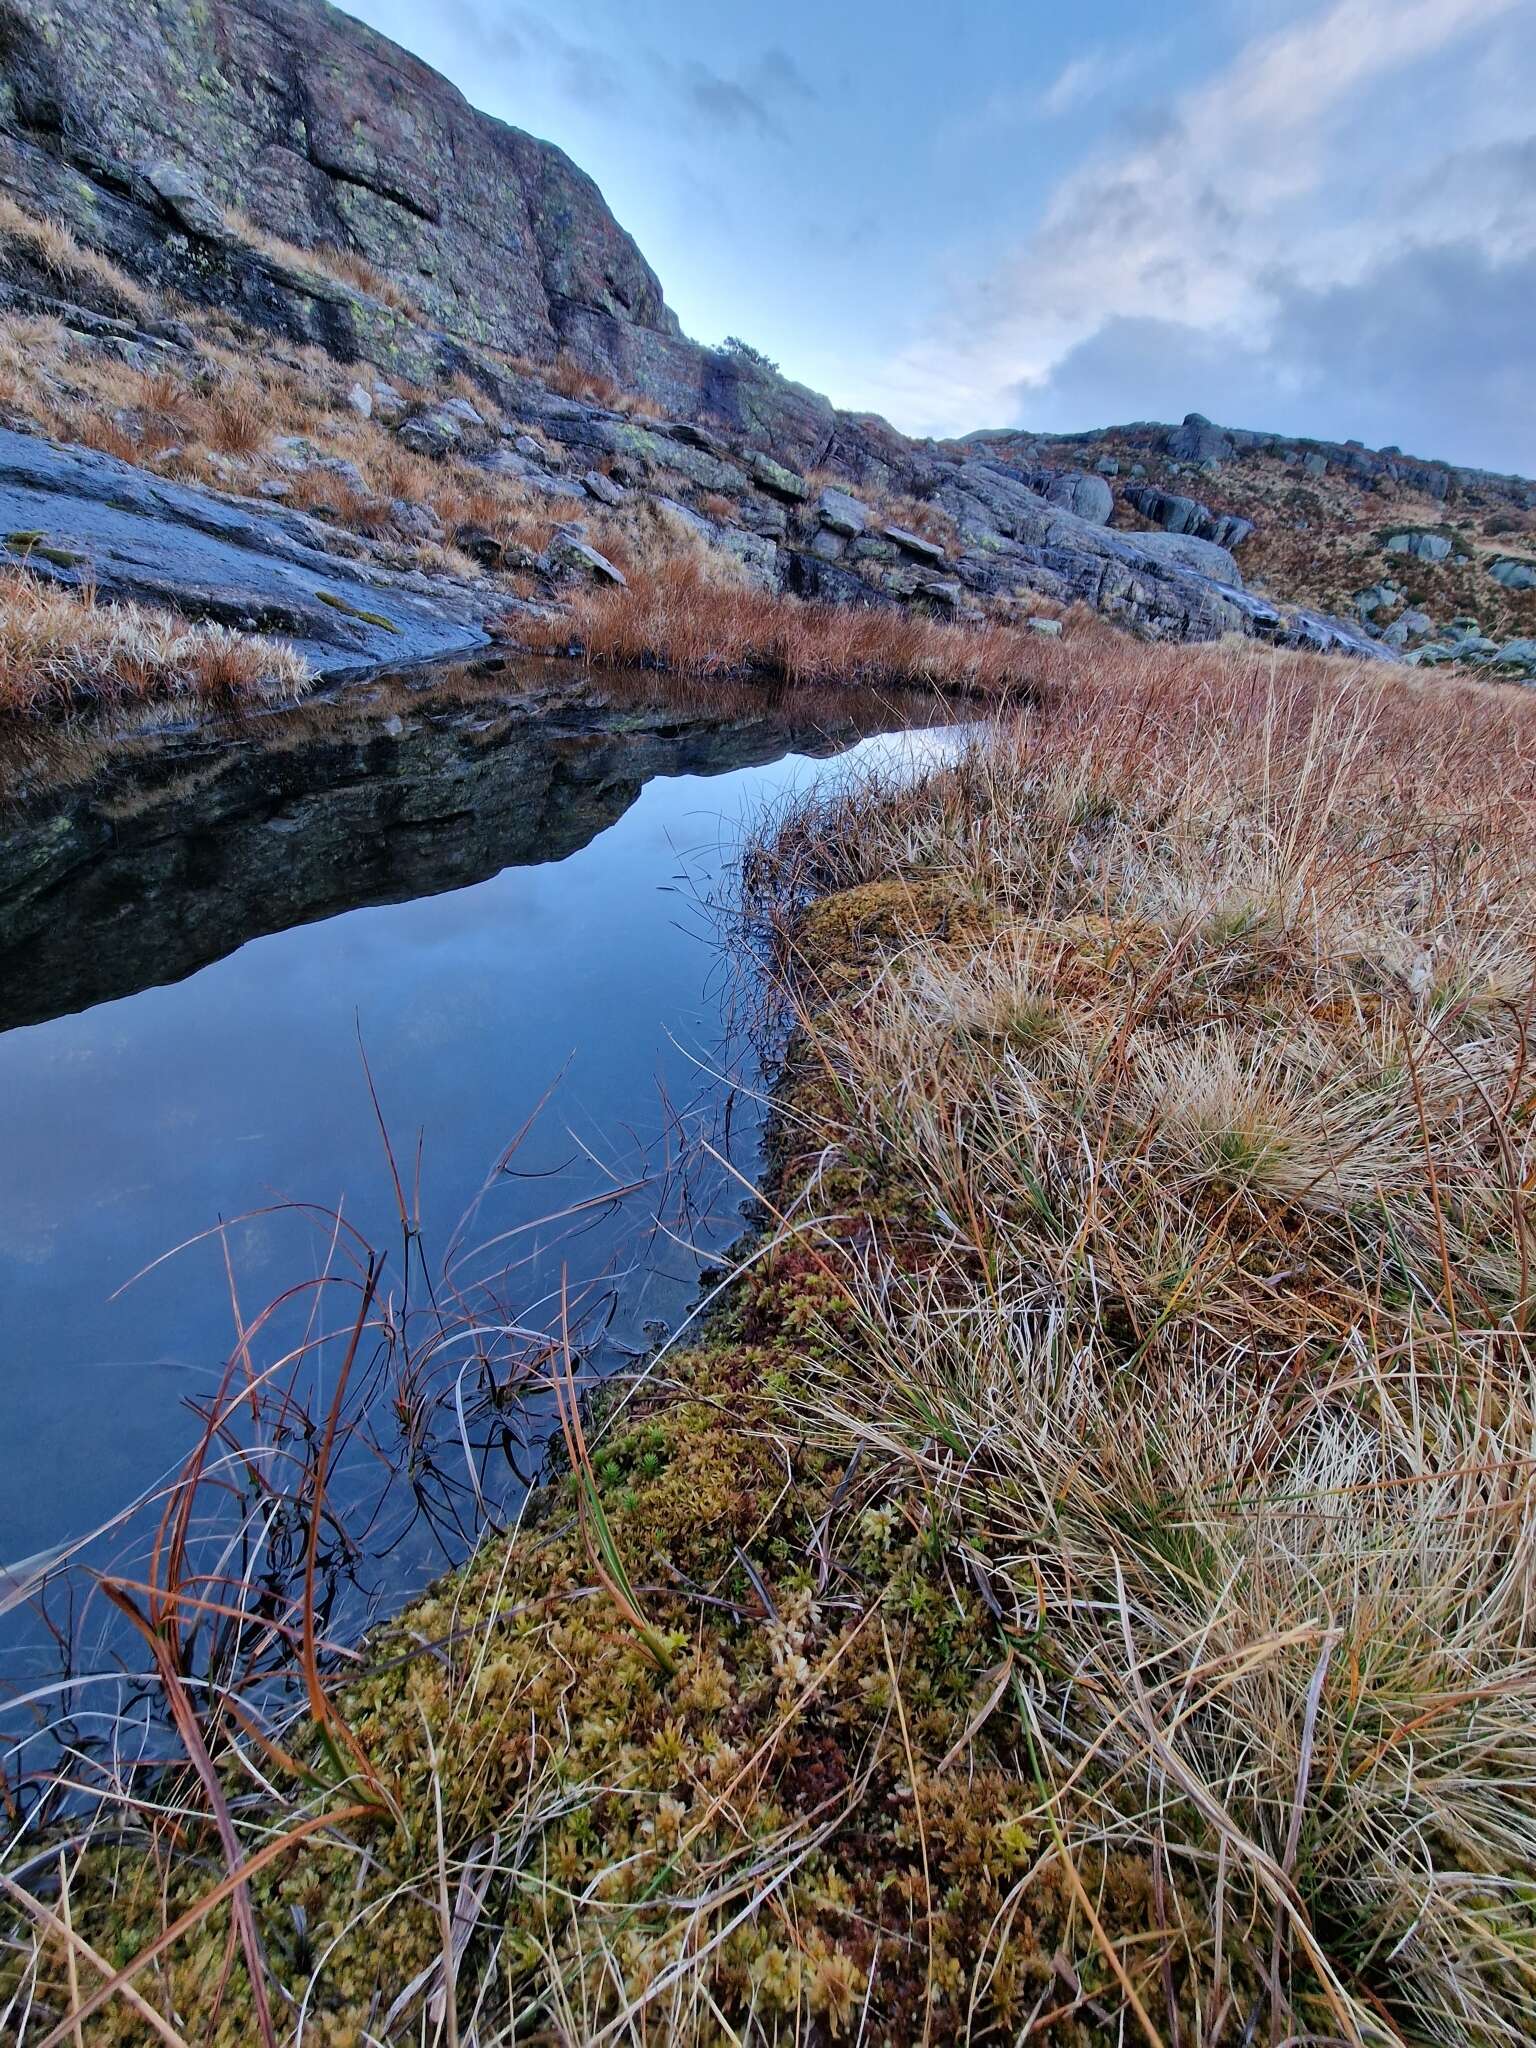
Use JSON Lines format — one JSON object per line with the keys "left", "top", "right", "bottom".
{"left": 0, "top": 428, "right": 496, "bottom": 673}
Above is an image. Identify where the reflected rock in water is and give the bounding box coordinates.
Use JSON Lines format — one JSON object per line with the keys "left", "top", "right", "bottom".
{"left": 0, "top": 659, "right": 942, "bottom": 1030}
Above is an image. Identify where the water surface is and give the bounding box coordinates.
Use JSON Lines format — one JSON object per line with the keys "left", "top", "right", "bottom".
{"left": 0, "top": 662, "right": 952, "bottom": 1640}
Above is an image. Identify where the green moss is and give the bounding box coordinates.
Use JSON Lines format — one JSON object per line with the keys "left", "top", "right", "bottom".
{"left": 5, "top": 532, "right": 86, "bottom": 567}
{"left": 315, "top": 589, "right": 400, "bottom": 632}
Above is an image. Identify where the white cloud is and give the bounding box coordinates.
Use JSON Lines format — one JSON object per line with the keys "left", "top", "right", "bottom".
{"left": 864, "top": 0, "right": 1533, "bottom": 449}
{"left": 1039, "top": 45, "right": 1146, "bottom": 117}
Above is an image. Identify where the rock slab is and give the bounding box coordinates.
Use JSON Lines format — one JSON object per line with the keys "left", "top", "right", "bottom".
{"left": 0, "top": 428, "right": 493, "bottom": 676}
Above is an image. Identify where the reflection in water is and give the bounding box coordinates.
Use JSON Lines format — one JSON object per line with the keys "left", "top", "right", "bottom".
{"left": 0, "top": 660, "right": 958, "bottom": 1672}
{"left": 0, "top": 658, "right": 944, "bottom": 1030}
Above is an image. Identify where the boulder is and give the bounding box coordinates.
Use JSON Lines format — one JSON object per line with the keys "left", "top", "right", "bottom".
{"left": 817, "top": 486, "right": 869, "bottom": 538}
{"left": 1385, "top": 530, "right": 1452, "bottom": 562}
{"left": 439, "top": 396, "right": 486, "bottom": 429}
{"left": 1045, "top": 471, "right": 1113, "bottom": 524}
{"left": 882, "top": 524, "right": 947, "bottom": 565}
{"left": 1120, "top": 484, "right": 1252, "bottom": 551}
{"left": 1165, "top": 419, "right": 1234, "bottom": 464}
{"left": 1381, "top": 608, "right": 1432, "bottom": 647}
{"left": 1488, "top": 556, "right": 1535, "bottom": 591}
{"left": 397, "top": 408, "right": 467, "bottom": 458}
{"left": 581, "top": 470, "right": 626, "bottom": 507}
{"left": 665, "top": 421, "right": 729, "bottom": 457}
{"left": 547, "top": 532, "right": 626, "bottom": 585}
{"left": 136, "top": 160, "right": 229, "bottom": 242}
{"left": 525, "top": 473, "right": 589, "bottom": 503}
{"left": 750, "top": 453, "right": 808, "bottom": 501}
{"left": 389, "top": 499, "right": 444, "bottom": 544}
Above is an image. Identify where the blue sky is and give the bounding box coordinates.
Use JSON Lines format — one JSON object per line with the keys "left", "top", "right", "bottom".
{"left": 347, "top": 0, "right": 1535, "bottom": 472}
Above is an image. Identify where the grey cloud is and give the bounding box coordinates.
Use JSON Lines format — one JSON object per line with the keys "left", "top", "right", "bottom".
{"left": 440, "top": 8, "right": 818, "bottom": 138}
{"left": 434, "top": 1, "right": 626, "bottom": 106}
{"left": 678, "top": 64, "right": 777, "bottom": 134}
{"left": 1008, "top": 240, "right": 1536, "bottom": 473}
{"left": 668, "top": 46, "right": 819, "bottom": 138}
{"left": 751, "top": 49, "right": 818, "bottom": 103}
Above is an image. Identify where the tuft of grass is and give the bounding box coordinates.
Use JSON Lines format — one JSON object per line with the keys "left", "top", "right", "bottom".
{"left": 542, "top": 351, "right": 628, "bottom": 409}
{"left": 0, "top": 193, "right": 150, "bottom": 315}
{"left": 223, "top": 209, "right": 418, "bottom": 313}
{"left": 741, "top": 640, "right": 1536, "bottom": 2046}
{"left": 521, "top": 549, "right": 1041, "bottom": 693}
{"left": 0, "top": 571, "right": 314, "bottom": 712}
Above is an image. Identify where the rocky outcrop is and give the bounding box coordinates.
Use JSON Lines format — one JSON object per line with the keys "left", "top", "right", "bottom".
{"left": 971, "top": 419, "right": 1536, "bottom": 519}
{"left": 0, "top": 0, "right": 671, "bottom": 361}
{"left": 0, "top": 428, "right": 496, "bottom": 674}
{"left": 0, "top": 0, "right": 1513, "bottom": 673}
{"left": 0, "top": 0, "right": 849, "bottom": 468}
{"left": 1122, "top": 484, "right": 1255, "bottom": 552}
{"left": 925, "top": 458, "right": 1382, "bottom": 657}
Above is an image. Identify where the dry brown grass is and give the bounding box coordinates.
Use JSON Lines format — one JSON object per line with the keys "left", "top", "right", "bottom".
{"left": 542, "top": 350, "right": 664, "bottom": 420}
{"left": 0, "top": 193, "right": 150, "bottom": 315}
{"left": 0, "top": 570, "right": 313, "bottom": 712}
{"left": 859, "top": 480, "right": 963, "bottom": 551}
{"left": 223, "top": 208, "right": 418, "bottom": 313}
{"left": 543, "top": 351, "right": 627, "bottom": 409}
{"left": 522, "top": 549, "right": 1041, "bottom": 692}
{"left": 738, "top": 640, "right": 1536, "bottom": 2043}
{"left": 0, "top": 312, "right": 572, "bottom": 572}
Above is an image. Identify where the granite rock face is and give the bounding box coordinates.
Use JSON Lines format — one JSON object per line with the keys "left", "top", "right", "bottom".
{"left": 0, "top": 0, "right": 673, "bottom": 361}
{"left": 0, "top": 0, "right": 850, "bottom": 467}
{"left": 0, "top": 427, "right": 495, "bottom": 674}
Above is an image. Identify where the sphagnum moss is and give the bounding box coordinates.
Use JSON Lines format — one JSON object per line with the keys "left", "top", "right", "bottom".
{"left": 12, "top": 1339, "right": 1198, "bottom": 2045}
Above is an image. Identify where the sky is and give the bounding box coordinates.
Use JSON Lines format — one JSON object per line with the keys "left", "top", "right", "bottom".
{"left": 346, "top": 0, "right": 1536, "bottom": 473}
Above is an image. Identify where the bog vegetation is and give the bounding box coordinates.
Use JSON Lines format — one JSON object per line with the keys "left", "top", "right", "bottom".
{"left": 526, "top": 549, "right": 1050, "bottom": 693}
{"left": 4, "top": 632, "right": 1535, "bottom": 2044}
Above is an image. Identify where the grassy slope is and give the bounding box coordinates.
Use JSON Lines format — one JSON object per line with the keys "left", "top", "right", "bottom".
{"left": 9, "top": 635, "right": 1536, "bottom": 2045}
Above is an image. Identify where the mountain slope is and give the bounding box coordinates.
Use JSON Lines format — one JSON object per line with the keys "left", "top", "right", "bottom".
{"left": 0, "top": 0, "right": 1531, "bottom": 687}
